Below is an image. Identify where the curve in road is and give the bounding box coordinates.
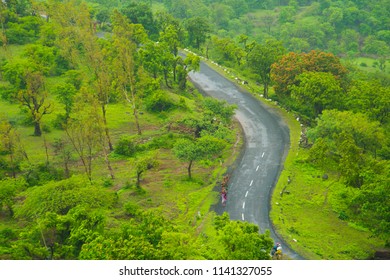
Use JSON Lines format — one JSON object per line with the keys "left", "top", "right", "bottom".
{"left": 188, "top": 60, "right": 304, "bottom": 260}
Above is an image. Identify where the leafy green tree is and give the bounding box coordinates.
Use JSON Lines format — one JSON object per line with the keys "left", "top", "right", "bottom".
{"left": 16, "top": 71, "right": 51, "bottom": 136}
{"left": 308, "top": 110, "right": 385, "bottom": 187}
{"left": 185, "top": 16, "right": 211, "bottom": 49}
{"left": 120, "top": 1, "right": 157, "bottom": 38}
{"left": 290, "top": 71, "right": 344, "bottom": 118}
{"left": 0, "top": 117, "right": 24, "bottom": 178}
{"left": 0, "top": 178, "right": 26, "bottom": 217}
{"left": 210, "top": 3, "right": 233, "bottom": 29}
{"left": 53, "top": 82, "right": 77, "bottom": 123}
{"left": 345, "top": 80, "right": 390, "bottom": 124}
{"left": 12, "top": 206, "right": 107, "bottom": 260}
{"left": 132, "top": 154, "right": 159, "bottom": 187}
{"left": 79, "top": 234, "right": 157, "bottom": 260}
{"left": 176, "top": 53, "right": 200, "bottom": 90}
{"left": 52, "top": 137, "right": 72, "bottom": 179}
{"left": 247, "top": 40, "right": 285, "bottom": 98}
{"left": 211, "top": 36, "right": 245, "bottom": 66}
{"left": 14, "top": 176, "right": 116, "bottom": 219}
{"left": 173, "top": 135, "right": 226, "bottom": 179}
{"left": 111, "top": 10, "right": 148, "bottom": 135}
{"left": 349, "top": 165, "right": 390, "bottom": 240}
{"left": 214, "top": 213, "right": 273, "bottom": 260}
{"left": 64, "top": 91, "right": 104, "bottom": 182}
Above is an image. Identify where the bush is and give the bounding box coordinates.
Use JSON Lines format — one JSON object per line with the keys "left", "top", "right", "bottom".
{"left": 114, "top": 136, "right": 136, "bottom": 157}
{"left": 139, "top": 133, "right": 176, "bottom": 150}
{"left": 124, "top": 201, "right": 140, "bottom": 216}
{"left": 144, "top": 91, "right": 175, "bottom": 112}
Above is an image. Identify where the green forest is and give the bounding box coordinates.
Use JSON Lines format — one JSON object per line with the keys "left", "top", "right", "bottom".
{"left": 0, "top": 0, "right": 389, "bottom": 260}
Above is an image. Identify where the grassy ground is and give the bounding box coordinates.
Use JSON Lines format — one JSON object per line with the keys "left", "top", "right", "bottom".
{"left": 197, "top": 54, "right": 384, "bottom": 259}
{"left": 270, "top": 149, "right": 382, "bottom": 259}
{"left": 0, "top": 61, "right": 243, "bottom": 252}
{"left": 344, "top": 56, "right": 390, "bottom": 74}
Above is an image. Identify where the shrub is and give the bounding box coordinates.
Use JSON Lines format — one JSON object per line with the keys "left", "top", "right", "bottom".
{"left": 114, "top": 136, "right": 136, "bottom": 157}
{"left": 145, "top": 91, "right": 175, "bottom": 112}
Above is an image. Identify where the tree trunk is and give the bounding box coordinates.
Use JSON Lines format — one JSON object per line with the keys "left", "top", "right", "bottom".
{"left": 188, "top": 160, "right": 193, "bottom": 179}
{"left": 133, "top": 105, "right": 142, "bottom": 135}
{"left": 263, "top": 82, "right": 269, "bottom": 99}
{"left": 34, "top": 121, "right": 42, "bottom": 136}
{"left": 7, "top": 205, "right": 13, "bottom": 217}
{"left": 136, "top": 171, "right": 142, "bottom": 187}
{"left": 101, "top": 105, "right": 113, "bottom": 151}
{"left": 64, "top": 161, "right": 70, "bottom": 178}
{"left": 9, "top": 153, "right": 16, "bottom": 178}
{"left": 101, "top": 138, "right": 115, "bottom": 179}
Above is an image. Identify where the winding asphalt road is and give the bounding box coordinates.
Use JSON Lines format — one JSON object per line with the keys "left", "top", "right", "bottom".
{"left": 188, "top": 60, "right": 304, "bottom": 260}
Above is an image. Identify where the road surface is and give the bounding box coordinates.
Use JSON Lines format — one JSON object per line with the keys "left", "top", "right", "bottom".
{"left": 188, "top": 60, "right": 304, "bottom": 260}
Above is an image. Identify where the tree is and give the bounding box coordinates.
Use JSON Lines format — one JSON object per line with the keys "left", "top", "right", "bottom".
{"left": 345, "top": 80, "right": 390, "bottom": 125}
{"left": 176, "top": 53, "right": 200, "bottom": 90}
{"left": 0, "top": 117, "right": 24, "bottom": 178}
{"left": 16, "top": 71, "right": 51, "bottom": 136}
{"left": 132, "top": 155, "right": 159, "bottom": 187}
{"left": 185, "top": 16, "right": 211, "bottom": 50}
{"left": 52, "top": 137, "right": 72, "bottom": 179}
{"left": 173, "top": 135, "right": 226, "bottom": 179}
{"left": 271, "top": 50, "right": 348, "bottom": 97}
{"left": 247, "top": 40, "right": 285, "bottom": 98}
{"left": 214, "top": 213, "right": 273, "bottom": 260}
{"left": 111, "top": 11, "right": 148, "bottom": 135}
{"left": 0, "top": 178, "right": 26, "bottom": 217}
{"left": 64, "top": 91, "right": 103, "bottom": 182}
{"left": 0, "top": 1, "right": 8, "bottom": 49}
{"left": 53, "top": 82, "right": 77, "bottom": 123}
{"left": 14, "top": 176, "right": 116, "bottom": 219}
{"left": 349, "top": 165, "right": 390, "bottom": 240}
{"left": 290, "top": 71, "right": 344, "bottom": 118}
{"left": 120, "top": 1, "right": 157, "bottom": 38}
{"left": 307, "top": 110, "right": 385, "bottom": 187}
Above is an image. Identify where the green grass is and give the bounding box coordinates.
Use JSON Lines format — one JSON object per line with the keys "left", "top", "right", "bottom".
{"left": 197, "top": 52, "right": 384, "bottom": 259}
{"left": 270, "top": 150, "right": 381, "bottom": 259}
{"left": 344, "top": 56, "right": 390, "bottom": 74}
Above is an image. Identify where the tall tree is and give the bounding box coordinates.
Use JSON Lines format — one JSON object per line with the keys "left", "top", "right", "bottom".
{"left": 47, "top": 0, "right": 115, "bottom": 150}
{"left": 16, "top": 71, "right": 51, "bottom": 136}
{"left": 185, "top": 16, "right": 211, "bottom": 50}
{"left": 247, "top": 40, "right": 286, "bottom": 98}
{"left": 0, "top": 117, "right": 22, "bottom": 178}
{"left": 111, "top": 11, "right": 148, "bottom": 135}
{"left": 64, "top": 90, "right": 103, "bottom": 182}
{"left": 290, "top": 71, "right": 344, "bottom": 118}
{"left": 271, "top": 50, "right": 348, "bottom": 97}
